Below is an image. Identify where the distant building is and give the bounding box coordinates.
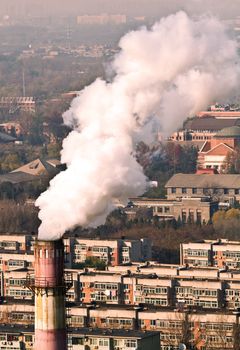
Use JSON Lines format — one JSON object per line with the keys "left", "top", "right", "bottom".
{"left": 198, "top": 126, "right": 240, "bottom": 171}
{"left": 170, "top": 117, "right": 240, "bottom": 142}
{"left": 77, "top": 14, "right": 127, "bottom": 25}
{"left": 130, "top": 197, "right": 218, "bottom": 224}
{"left": 165, "top": 173, "right": 240, "bottom": 205}
{"left": 11, "top": 158, "right": 62, "bottom": 177}
{"left": 197, "top": 111, "right": 240, "bottom": 118}
{"left": 0, "top": 122, "right": 22, "bottom": 136}
{"left": 0, "top": 97, "right": 36, "bottom": 114}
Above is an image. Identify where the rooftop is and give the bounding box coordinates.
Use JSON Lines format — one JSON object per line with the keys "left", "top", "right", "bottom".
{"left": 165, "top": 173, "right": 240, "bottom": 189}
{"left": 184, "top": 117, "right": 240, "bottom": 132}
{"left": 215, "top": 126, "right": 240, "bottom": 138}
{"left": 69, "top": 327, "right": 159, "bottom": 339}
{"left": 0, "top": 171, "right": 38, "bottom": 184}
{"left": 0, "top": 131, "right": 16, "bottom": 143}
{"left": 11, "top": 158, "right": 61, "bottom": 177}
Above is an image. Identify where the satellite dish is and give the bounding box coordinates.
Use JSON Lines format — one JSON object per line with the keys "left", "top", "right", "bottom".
{"left": 179, "top": 344, "right": 187, "bottom": 350}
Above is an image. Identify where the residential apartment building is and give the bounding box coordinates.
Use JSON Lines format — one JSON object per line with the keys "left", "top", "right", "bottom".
{"left": 181, "top": 239, "right": 240, "bottom": 269}
{"left": 70, "top": 237, "right": 152, "bottom": 266}
{"left": 0, "top": 324, "right": 160, "bottom": 350}
{"left": 79, "top": 272, "right": 124, "bottom": 304}
{"left": 3, "top": 233, "right": 240, "bottom": 349}
{"left": 0, "top": 301, "right": 238, "bottom": 350}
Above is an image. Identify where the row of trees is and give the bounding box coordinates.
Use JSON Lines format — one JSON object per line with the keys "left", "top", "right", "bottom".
{"left": 212, "top": 208, "right": 240, "bottom": 238}
{"left": 136, "top": 141, "right": 198, "bottom": 198}
{"left": 0, "top": 200, "right": 39, "bottom": 233}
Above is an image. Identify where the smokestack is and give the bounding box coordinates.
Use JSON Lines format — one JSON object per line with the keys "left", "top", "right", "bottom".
{"left": 27, "top": 240, "right": 68, "bottom": 350}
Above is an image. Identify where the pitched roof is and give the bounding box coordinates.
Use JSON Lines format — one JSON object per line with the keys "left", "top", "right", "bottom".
{"left": 184, "top": 117, "right": 240, "bottom": 131}
{"left": 0, "top": 131, "right": 16, "bottom": 143}
{"left": 165, "top": 174, "right": 240, "bottom": 189}
{"left": 11, "top": 158, "right": 60, "bottom": 176}
{"left": 204, "top": 143, "right": 234, "bottom": 156}
{"left": 0, "top": 171, "right": 38, "bottom": 184}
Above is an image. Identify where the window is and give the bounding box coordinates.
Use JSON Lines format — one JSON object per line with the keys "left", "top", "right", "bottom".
{"left": 71, "top": 316, "right": 84, "bottom": 325}
{"left": 99, "top": 338, "right": 109, "bottom": 346}
{"left": 196, "top": 211, "right": 202, "bottom": 223}
{"left": 165, "top": 207, "right": 170, "bottom": 213}
{"left": 224, "top": 188, "right": 229, "bottom": 194}
{"left": 125, "top": 339, "right": 137, "bottom": 348}
{"left": 182, "top": 211, "right": 187, "bottom": 223}
{"left": 171, "top": 187, "right": 176, "bottom": 194}
{"left": 235, "top": 189, "right": 240, "bottom": 195}
{"left": 192, "top": 188, "right": 197, "bottom": 194}
{"left": 182, "top": 188, "right": 187, "bottom": 194}
{"left": 25, "top": 335, "right": 33, "bottom": 342}
{"left": 90, "top": 338, "right": 98, "bottom": 345}
{"left": 189, "top": 211, "right": 194, "bottom": 223}
{"left": 72, "top": 337, "right": 84, "bottom": 345}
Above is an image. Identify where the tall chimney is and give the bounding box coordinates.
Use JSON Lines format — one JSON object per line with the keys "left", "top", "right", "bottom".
{"left": 34, "top": 239, "right": 67, "bottom": 350}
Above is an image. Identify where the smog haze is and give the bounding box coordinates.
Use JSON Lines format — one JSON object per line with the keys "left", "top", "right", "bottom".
{"left": 0, "top": 0, "right": 240, "bottom": 19}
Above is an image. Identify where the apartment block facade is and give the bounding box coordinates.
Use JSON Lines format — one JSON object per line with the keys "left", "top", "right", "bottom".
{"left": 181, "top": 239, "right": 240, "bottom": 269}
{"left": 70, "top": 237, "right": 152, "bottom": 266}
{"left": 2, "top": 233, "right": 240, "bottom": 349}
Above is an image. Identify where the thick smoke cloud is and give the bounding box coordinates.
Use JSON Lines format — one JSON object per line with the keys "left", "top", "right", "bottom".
{"left": 36, "top": 11, "right": 240, "bottom": 240}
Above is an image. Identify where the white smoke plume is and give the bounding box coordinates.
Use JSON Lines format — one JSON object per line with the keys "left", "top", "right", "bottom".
{"left": 36, "top": 11, "right": 240, "bottom": 240}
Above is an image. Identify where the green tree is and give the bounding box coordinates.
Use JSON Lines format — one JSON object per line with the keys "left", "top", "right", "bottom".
{"left": 224, "top": 148, "right": 240, "bottom": 174}
{"left": 1, "top": 153, "right": 22, "bottom": 173}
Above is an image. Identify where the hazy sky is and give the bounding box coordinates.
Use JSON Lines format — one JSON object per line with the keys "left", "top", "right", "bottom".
{"left": 1, "top": 0, "right": 240, "bottom": 19}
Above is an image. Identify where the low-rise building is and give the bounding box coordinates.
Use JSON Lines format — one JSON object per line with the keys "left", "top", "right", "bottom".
{"left": 181, "top": 239, "right": 240, "bottom": 269}
{"left": 0, "top": 97, "right": 36, "bottom": 114}
{"left": 0, "top": 324, "right": 160, "bottom": 350}
{"left": 70, "top": 237, "right": 152, "bottom": 266}
{"left": 197, "top": 126, "right": 240, "bottom": 171}
{"left": 165, "top": 173, "right": 240, "bottom": 205}
{"left": 130, "top": 197, "right": 218, "bottom": 224}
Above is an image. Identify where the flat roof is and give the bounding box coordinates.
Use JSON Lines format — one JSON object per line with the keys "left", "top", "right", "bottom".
{"left": 69, "top": 327, "right": 159, "bottom": 339}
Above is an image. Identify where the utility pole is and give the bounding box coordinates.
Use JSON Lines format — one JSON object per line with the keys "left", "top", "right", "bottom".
{"left": 22, "top": 68, "right": 26, "bottom": 97}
